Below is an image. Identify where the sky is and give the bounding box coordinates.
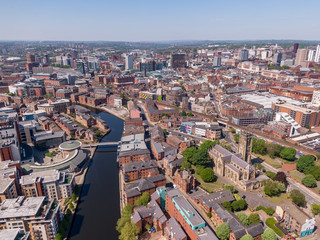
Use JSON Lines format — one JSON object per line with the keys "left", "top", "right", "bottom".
{"left": 1, "top": 0, "right": 319, "bottom": 41}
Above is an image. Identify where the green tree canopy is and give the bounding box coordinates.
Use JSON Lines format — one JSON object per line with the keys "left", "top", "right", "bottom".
{"left": 311, "top": 204, "right": 320, "bottom": 215}
{"left": 236, "top": 212, "right": 249, "bottom": 226}
{"left": 248, "top": 213, "right": 261, "bottom": 225}
{"left": 55, "top": 233, "right": 63, "bottom": 240}
{"left": 216, "top": 222, "right": 231, "bottom": 240}
{"left": 232, "top": 199, "right": 247, "bottom": 211}
{"left": 290, "top": 189, "right": 306, "bottom": 207}
{"left": 181, "top": 110, "right": 187, "bottom": 116}
{"left": 119, "top": 221, "right": 139, "bottom": 240}
{"left": 302, "top": 174, "right": 317, "bottom": 188}
{"left": 279, "top": 147, "right": 296, "bottom": 161}
{"left": 71, "top": 193, "right": 76, "bottom": 202}
{"left": 200, "top": 168, "right": 216, "bottom": 182}
{"left": 252, "top": 139, "right": 267, "bottom": 155}
{"left": 135, "top": 192, "right": 150, "bottom": 206}
{"left": 266, "top": 144, "right": 283, "bottom": 158}
{"left": 191, "top": 148, "right": 211, "bottom": 166}
{"left": 240, "top": 234, "right": 254, "bottom": 240}
{"left": 263, "top": 180, "right": 286, "bottom": 196}
{"left": 234, "top": 133, "right": 239, "bottom": 143}
{"left": 116, "top": 204, "right": 134, "bottom": 233}
{"left": 199, "top": 140, "right": 215, "bottom": 151}
{"left": 222, "top": 201, "right": 232, "bottom": 211}
{"left": 181, "top": 160, "right": 192, "bottom": 171}
{"left": 182, "top": 147, "right": 197, "bottom": 162}
{"left": 296, "top": 155, "right": 315, "bottom": 173}
{"left": 262, "top": 228, "right": 277, "bottom": 240}
{"left": 307, "top": 166, "right": 320, "bottom": 180}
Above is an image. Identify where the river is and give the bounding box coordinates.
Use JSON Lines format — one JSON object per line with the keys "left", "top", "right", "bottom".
{"left": 69, "top": 110, "right": 123, "bottom": 240}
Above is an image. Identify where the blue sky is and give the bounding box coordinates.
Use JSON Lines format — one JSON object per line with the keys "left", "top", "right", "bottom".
{"left": 1, "top": 0, "right": 319, "bottom": 41}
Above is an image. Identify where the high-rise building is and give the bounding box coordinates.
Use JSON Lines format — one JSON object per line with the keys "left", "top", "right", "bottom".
{"left": 238, "top": 131, "right": 253, "bottom": 164}
{"left": 213, "top": 56, "right": 221, "bottom": 66}
{"left": 171, "top": 53, "right": 186, "bottom": 68}
{"left": 240, "top": 49, "right": 249, "bottom": 61}
{"left": 26, "top": 54, "right": 35, "bottom": 63}
{"left": 308, "top": 49, "right": 316, "bottom": 62}
{"left": 43, "top": 55, "right": 49, "bottom": 64}
{"left": 272, "top": 52, "right": 282, "bottom": 65}
{"left": 76, "top": 61, "right": 86, "bottom": 75}
{"left": 293, "top": 43, "right": 299, "bottom": 53}
{"left": 125, "top": 54, "right": 133, "bottom": 70}
{"left": 295, "top": 49, "right": 308, "bottom": 67}
{"left": 314, "top": 44, "right": 320, "bottom": 63}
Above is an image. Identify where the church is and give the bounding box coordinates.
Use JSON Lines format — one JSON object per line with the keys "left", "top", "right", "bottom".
{"left": 209, "top": 131, "right": 268, "bottom": 191}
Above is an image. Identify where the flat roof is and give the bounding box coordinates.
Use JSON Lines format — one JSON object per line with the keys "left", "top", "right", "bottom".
{"left": 59, "top": 140, "right": 82, "bottom": 150}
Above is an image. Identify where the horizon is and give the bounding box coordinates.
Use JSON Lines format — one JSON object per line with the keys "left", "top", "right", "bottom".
{"left": 1, "top": 0, "right": 320, "bottom": 41}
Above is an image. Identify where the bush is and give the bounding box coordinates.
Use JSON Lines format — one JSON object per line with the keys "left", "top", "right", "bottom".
{"left": 263, "top": 180, "right": 286, "bottom": 196}
{"left": 236, "top": 212, "right": 249, "bottom": 226}
{"left": 200, "top": 168, "right": 216, "bottom": 182}
{"left": 68, "top": 202, "right": 74, "bottom": 210}
{"left": 265, "top": 171, "right": 276, "bottom": 179}
{"left": 265, "top": 218, "right": 283, "bottom": 237}
{"left": 232, "top": 199, "right": 247, "bottom": 211}
{"left": 262, "top": 228, "right": 277, "bottom": 240}
{"left": 280, "top": 147, "right": 296, "bottom": 161}
{"left": 63, "top": 198, "right": 69, "bottom": 206}
{"left": 234, "top": 133, "right": 239, "bottom": 143}
{"left": 240, "top": 235, "right": 253, "bottom": 240}
{"left": 296, "top": 155, "right": 315, "bottom": 173}
{"left": 302, "top": 174, "right": 317, "bottom": 188}
{"left": 290, "top": 190, "right": 306, "bottom": 207}
{"left": 222, "top": 201, "right": 232, "bottom": 211}
{"left": 311, "top": 204, "right": 320, "bottom": 215}
{"left": 256, "top": 206, "right": 275, "bottom": 216}
{"left": 71, "top": 193, "right": 76, "bottom": 202}
{"left": 216, "top": 222, "right": 231, "bottom": 240}
{"left": 248, "top": 213, "right": 261, "bottom": 224}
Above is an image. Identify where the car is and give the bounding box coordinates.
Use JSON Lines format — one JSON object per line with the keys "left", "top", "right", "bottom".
{"left": 241, "top": 195, "right": 246, "bottom": 199}
{"left": 194, "top": 188, "right": 198, "bottom": 192}
{"left": 151, "top": 227, "right": 156, "bottom": 232}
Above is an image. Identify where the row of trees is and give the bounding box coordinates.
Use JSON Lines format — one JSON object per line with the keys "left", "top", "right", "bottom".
{"left": 182, "top": 140, "right": 218, "bottom": 166}
{"left": 236, "top": 212, "right": 261, "bottom": 226}
{"left": 252, "top": 139, "right": 296, "bottom": 161}
{"left": 116, "top": 204, "right": 139, "bottom": 240}
{"left": 296, "top": 154, "right": 320, "bottom": 188}
{"left": 216, "top": 222, "right": 277, "bottom": 240}
{"left": 221, "top": 199, "right": 247, "bottom": 212}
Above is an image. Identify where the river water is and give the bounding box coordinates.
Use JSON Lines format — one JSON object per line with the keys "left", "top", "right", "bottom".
{"left": 69, "top": 110, "right": 123, "bottom": 240}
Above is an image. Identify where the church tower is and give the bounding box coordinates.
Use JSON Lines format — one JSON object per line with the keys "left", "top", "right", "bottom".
{"left": 238, "top": 130, "right": 253, "bottom": 164}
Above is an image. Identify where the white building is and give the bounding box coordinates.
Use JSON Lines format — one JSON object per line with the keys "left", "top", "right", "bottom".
{"left": 125, "top": 54, "right": 133, "bottom": 70}
{"left": 314, "top": 44, "right": 320, "bottom": 63}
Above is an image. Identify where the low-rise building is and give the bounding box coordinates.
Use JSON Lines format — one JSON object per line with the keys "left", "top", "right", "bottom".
{"left": 174, "top": 169, "right": 196, "bottom": 193}
{"left": 151, "top": 141, "right": 178, "bottom": 161}
{"left": 122, "top": 160, "right": 159, "bottom": 183}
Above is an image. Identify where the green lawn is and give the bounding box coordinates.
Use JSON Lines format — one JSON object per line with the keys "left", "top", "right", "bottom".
{"left": 264, "top": 192, "right": 290, "bottom": 204}
{"left": 194, "top": 171, "right": 224, "bottom": 193}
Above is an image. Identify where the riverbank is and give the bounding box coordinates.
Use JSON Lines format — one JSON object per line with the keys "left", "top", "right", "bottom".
{"left": 77, "top": 102, "right": 129, "bottom": 120}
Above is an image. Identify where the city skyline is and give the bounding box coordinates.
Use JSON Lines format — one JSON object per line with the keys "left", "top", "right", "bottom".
{"left": 1, "top": 0, "right": 320, "bottom": 41}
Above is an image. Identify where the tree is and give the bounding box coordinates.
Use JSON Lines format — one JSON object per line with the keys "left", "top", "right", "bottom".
{"left": 222, "top": 201, "right": 232, "bottom": 211}
{"left": 71, "top": 193, "right": 76, "bottom": 202}
{"left": 307, "top": 166, "right": 320, "bottom": 180}
{"left": 252, "top": 139, "right": 267, "bottom": 155}
{"left": 224, "top": 185, "right": 235, "bottom": 193}
{"left": 116, "top": 204, "right": 134, "bottom": 233}
{"left": 191, "top": 148, "right": 211, "bottom": 166}
{"left": 157, "top": 95, "right": 162, "bottom": 101}
{"left": 262, "top": 228, "right": 277, "bottom": 240}
{"left": 200, "top": 168, "right": 216, "bottom": 182}
{"left": 311, "top": 204, "right": 320, "bottom": 215}
{"left": 181, "top": 110, "right": 187, "bottom": 116}
{"left": 266, "top": 144, "right": 283, "bottom": 159}
{"left": 280, "top": 147, "right": 296, "bottom": 161}
{"left": 187, "top": 112, "right": 194, "bottom": 117}
{"left": 55, "top": 233, "right": 63, "bottom": 240}
{"left": 145, "top": 224, "right": 151, "bottom": 231}
{"left": 248, "top": 213, "right": 261, "bottom": 224}
{"left": 199, "top": 140, "right": 215, "bottom": 151}
{"left": 163, "top": 129, "right": 167, "bottom": 135}
{"left": 182, "top": 147, "right": 197, "bottom": 162}
{"left": 234, "top": 133, "right": 239, "bottom": 143}
{"left": 290, "top": 189, "right": 306, "bottom": 207}
{"left": 181, "top": 160, "right": 192, "bottom": 171}
{"left": 191, "top": 90, "right": 195, "bottom": 94}
{"left": 213, "top": 118, "right": 218, "bottom": 122}
{"left": 273, "top": 172, "right": 288, "bottom": 186}
{"left": 230, "top": 128, "right": 236, "bottom": 134}
{"left": 263, "top": 180, "right": 286, "bottom": 196}
{"left": 206, "top": 212, "right": 212, "bottom": 218}
{"left": 196, "top": 165, "right": 205, "bottom": 175}
{"left": 232, "top": 199, "right": 247, "bottom": 211}
{"left": 119, "top": 221, "right": 139, "bottom": 240}
{"left": 216, "top": 222, "right": 231, "bottom": 240}
{"left": 236, "top": 212, "right": 249, "bottom": 226}
{"left": 302, "top": 174, "right": 317, "bottom": 188}
{"left": 296, "top": 155, "right": 315, "bottom": 173}
{"left": 240, "top": 235, "right": 254, "bottom": 240}
{"left": 68, "top": 202, "right": 74, "bottom": 210}
{"left": 135, "top": 192, "right": 150, "bottom": 206}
